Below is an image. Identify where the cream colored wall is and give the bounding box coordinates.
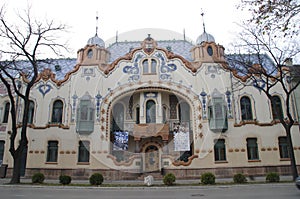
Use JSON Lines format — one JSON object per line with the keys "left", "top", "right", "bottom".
{"left": 1, "top": 45, "right": 300, "bottom": 172}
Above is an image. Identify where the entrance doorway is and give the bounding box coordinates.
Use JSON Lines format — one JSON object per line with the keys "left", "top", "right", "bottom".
{"left": 144, "top": 145, "right": 160, "bottom": 172}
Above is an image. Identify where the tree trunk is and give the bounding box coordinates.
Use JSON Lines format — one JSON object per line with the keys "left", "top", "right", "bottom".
{"left": 286, "top": 127, "right": 299, "bottom": 180}
{"left": 9, "top": 149, "right": 22, "bottom": 184}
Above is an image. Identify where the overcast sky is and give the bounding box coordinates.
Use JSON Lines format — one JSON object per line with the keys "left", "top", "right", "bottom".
{"left": 2, "top": 0, "right": 248, "bottom": 58}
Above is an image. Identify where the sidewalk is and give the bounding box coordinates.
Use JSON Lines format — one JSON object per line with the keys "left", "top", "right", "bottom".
{"left": 0, "top": 175, "right": 294, "bottom": 186}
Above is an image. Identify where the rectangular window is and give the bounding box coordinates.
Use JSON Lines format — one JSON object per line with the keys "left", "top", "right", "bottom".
{"left": 247, "top": 138, "right": 259, "bottom": 160}
{"left": 279, "top": 137, "right": 290, "bottom": 159}
{"left": 0, "top": 141, "right": 5, "bottom": 163}
{"left": 47, "top": 141, "right": 58, "bottom": 162}
{"left": 78, "top": 141, "right": 90, "bottom": 163}
{"left": 214, "top": 139, "right": 226, "bottom": 161}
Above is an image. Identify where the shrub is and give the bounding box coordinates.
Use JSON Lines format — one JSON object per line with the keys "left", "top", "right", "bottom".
{"left": 233, "top": 173, "right": 247, "bottom": 184}
{"left": 89, "top": 173, "right": 104, "bottom": 185}
{"left": 59, "top": 175, "right": 72, "bottom": 185}
{"left": 31, "top": 172, "right": 45, "bottom": 184}
{"left": 201, "top": 172, "right": 215, "bottom": 185}
{"left": 163, "top": 173, "right": 176, "bottom": 186}
{"left": 266, "top": 172, "right": 280, "bottom": 183}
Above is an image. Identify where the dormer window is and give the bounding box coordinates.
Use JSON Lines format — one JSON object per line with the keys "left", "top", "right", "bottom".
{"left": 207, "top": 46, "right": 213, "bottom": 56}
{"left": 87, "top": 49, "right": 93, "bottom": 58}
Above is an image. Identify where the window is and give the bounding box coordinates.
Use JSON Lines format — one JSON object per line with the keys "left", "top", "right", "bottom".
{"left": 240, "top": 96, "right": 253, "bottom": 120}
{"left": 87, "top": 49, "right": 93, "bottom": 58}
{"left": 51, "top": 100, "right": 63, "bottom": 123}
{"left": 179, "top": 102, "right": 190, "bottom": 122}
{"left": 2, "top": 102, "right": 10, "bottom": 123}
{"left": 146, "top": 100, "right": 156, "bottom": 123}
{"left": 142, "top": 59, "right": 149, "bottom": 74}
{"left": 278, "top": 137, "right": 290, "bottom": 159}
{"left": 214, "top": 139, "right": 226, "bottom": 161}
{"left": 112, "top": 103, "right": 124, "bottom": 131}
{"left": 142, "top": 59, "right": 157, "bottom": 74}
{"left": 78, "top": 141, "right": 90, "bottom": 163}
{"left": 208, "top": 97, "right": 228, "bottom": 132}
{"left": 47, "top": 141, "right": 58, "bottom": 162}
{"left": 207, "top": 46, "right": 213, "bottom": 56}
{"left": 136, "top": 107, "right": 140, "bottom": 124}
{"left": 247, "top": 138, "right": 259, "bottom": 160}
{"left": 28, "top": 101, "right": 35, "bottom": 124}
{"left": 76, "top": 96, "right": 94, "bottom": 134}
{"left": 0, "top": 141, "right": 5, "bottom": 163}
{"left": 150, "top": 59, "right": 157, "bottom": 73}
{"left": 271, "top": 96, "right": 283, "bottom": 120}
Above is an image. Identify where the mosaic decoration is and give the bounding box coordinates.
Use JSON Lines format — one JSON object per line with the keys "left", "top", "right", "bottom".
{"left": 200, "top": 90, "right": 207, "bottom": 119}
{"left": 173, "top": 122, "right": 190, "bottom": 151}
{"left": 95, "top": 92, "right": 102, "bottom": 122}
{"left": 38, "top": 82, "right": 52, "bottom": 97}
{"left": 225, "top": 90, "right": 233, "bottom": 118}
{"left": 71, "top": 93, "right": 78, "bottom": 122}
{"left": 113, "top": 131, "right": 129, "bottom": 151}
{"left": 123, "top": 53, "right": 144, "bottom": 82}
{"left": 155, "top": 52, "right": 177, "bottom": 80}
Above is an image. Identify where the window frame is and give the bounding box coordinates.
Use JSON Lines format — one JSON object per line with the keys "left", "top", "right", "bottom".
{"left": 271, "top": 95, "right": 283, "bottom": 120}
{"left": 146, "top": 100, "right": 156, "bottom": 123}
{"left": 0, "top": 140, "right": 5, "bottom": 163}
{"left": 214, "top": 139, "right": 226, "bottom": 162}
{"left": 46, "top": 141, "right": 58, "bottom": 163}
{"left": 246, "top": 138, "right": 259, "bottom": 160}
{"left": 278, "top": 136, "right": 290, "bottom": 159}
{"left": 78, "top": 141, "right": 90, "bottom": 163}
{"left": 76, "top": 97, "right": 95, "bottom": 134}
{"left": 51, "top": 100, "right": 63, "bottom": 124}
{"left": 240, "top": 96, "right": 253, "bottom": 121}
{"left": 2, "top": 102, "right": 10, "bottom": 123}
{"left": 28, "top": 100, "right": 35, "bottom": 124}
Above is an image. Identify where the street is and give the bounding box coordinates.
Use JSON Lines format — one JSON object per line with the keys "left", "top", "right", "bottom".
{"left": 0, "top": 183, "right": 299, "bottom": 199}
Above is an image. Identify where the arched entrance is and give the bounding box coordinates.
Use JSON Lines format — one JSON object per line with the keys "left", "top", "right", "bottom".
{"left": 143, "top": 144, "right": 160, "bottom": 172}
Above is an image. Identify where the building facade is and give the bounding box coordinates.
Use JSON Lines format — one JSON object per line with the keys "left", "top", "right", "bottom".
{"left": 0, "top": 28, "right": 299, "bottom": 180}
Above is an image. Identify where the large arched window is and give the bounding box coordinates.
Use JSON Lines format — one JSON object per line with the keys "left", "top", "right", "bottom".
{"left": 240, "top": 96, "right": 253, "bottom": 120}
{"left": 146, "top": 100, "right": 156, "bottom": 123}
{"left": 112, "top": 103, "right": 124, "bottom": 131}
{"left": 179, "top": 102, "right": 190, "bottom": 122}
{"left": 2, "top": 102, "right": 10, "bottom": 123}
{"left": 28, "top": 100, "right": 35, "bottom": 124}
{"left": 271, "top": 96, "right": 283, "bottom": 120}
{"left": 51, "top": 100, "right": 63, "bottom": 123}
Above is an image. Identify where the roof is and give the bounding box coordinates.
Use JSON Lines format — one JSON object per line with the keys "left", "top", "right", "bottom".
{"left": 107, "top": 40, "right": 194, "bottom": 62}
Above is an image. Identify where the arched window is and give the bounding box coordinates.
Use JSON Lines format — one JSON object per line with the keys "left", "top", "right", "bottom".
{"left": 240, "top": 96, "right": 253, "bottom": 120}
{"left": 142, "top": 59, "right": 149, "bottom": 74}
{"left": 271, "top": 96, "right": 283, "bottom": 120}
{"left": 28, "top": 101, "right": 35, "bottom": 124}
{"left": 112, "top": 103, "right": 124, "bottom": 131}
{"left": 51, "top": 100, "right": 63, "bottom": 123}
{"left": 150, "top": 59, "right": 157, "bottom": 73}
{"left": 146, "top": 100, "right": 156, "bottom": 123}
{"left": 2, "top": 102, "right": 10, "bottom": 123}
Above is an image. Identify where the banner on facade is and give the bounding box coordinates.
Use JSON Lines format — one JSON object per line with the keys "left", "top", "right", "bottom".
{"left": 173, "top": 123, "right": 190, "bottom": 151}
{"left": 113, "top": 131, "right": 129, "bottom": 151}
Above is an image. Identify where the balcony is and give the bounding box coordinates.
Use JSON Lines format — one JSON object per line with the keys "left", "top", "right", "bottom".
{"left": 133, "top": 123, "right": 169, "bottom": 141}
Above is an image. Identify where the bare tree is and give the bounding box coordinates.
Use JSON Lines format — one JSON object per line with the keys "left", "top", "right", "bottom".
{"left": 239, "top": 0, "right": 300, "bottom": 37}
{"left": 227, "top": 22, "right": 300, "bottom": 179}
{"left": 0, "top": 6, "right": 68, "bottom": 184}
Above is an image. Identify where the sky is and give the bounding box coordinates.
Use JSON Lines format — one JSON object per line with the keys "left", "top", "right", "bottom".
{"left": 2, "top": 0, "right": 248, "bottom": 58}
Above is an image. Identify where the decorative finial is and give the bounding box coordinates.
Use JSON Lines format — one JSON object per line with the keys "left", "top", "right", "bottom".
{"left": 201, "top": 10, "right": 206, "bottom": 33}
{"left": 96, "top": 11, "right": 99, "bottom": 36}
{"left": 183, "top": 28, "right": 186, "bottom": 41}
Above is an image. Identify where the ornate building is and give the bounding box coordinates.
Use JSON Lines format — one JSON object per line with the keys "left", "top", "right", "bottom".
{"left": 0, "top": 25, "right": 299, "bottom": 180}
